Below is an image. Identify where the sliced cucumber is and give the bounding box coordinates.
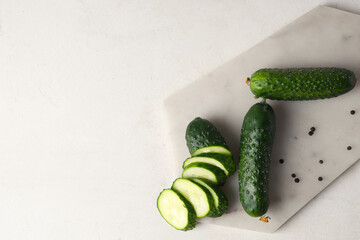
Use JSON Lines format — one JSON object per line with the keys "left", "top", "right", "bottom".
{"left": 191, "top": 179, "right": 228, "bottom": 217}
{"left": 185, "top": 117, "right": 230, "bottom": 155}
{"left": 171, "top": 178, "right": 215, "bottom": 218}
{"left": 157, "top": 189, "right": 197, "bottom": 231}
{"left": 192, "top": 146, "right": 232, "bottom": 157}
{"left": 183, "top": 152, "right": 235, "bottom": 176}
{"left": 182, "top": 162, "right": 227, "bottom": 186}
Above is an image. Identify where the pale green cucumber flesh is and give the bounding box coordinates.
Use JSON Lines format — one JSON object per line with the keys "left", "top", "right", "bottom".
{"left": 192, "top": 146, "right": 232, "bottom": 157}
{"left": 157, "top": 189, "right": 196, "bottom": 231}
{"left": 183, "top": 152, "right": 235, "bottom": 176}
{"left": 191, "top": 179, "right": 228, "bottom": 217}
{"left": 171, "top": 178, "right": 215, "bottom": 218}
{"left": 182, "top": 162, "right": 227, "bottom": 186}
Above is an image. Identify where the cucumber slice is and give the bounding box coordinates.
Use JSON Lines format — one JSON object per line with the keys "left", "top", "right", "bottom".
{"left": 171, "top": 178, "right": 215, "bottom": 218}
{"left": 191, "top": 179, "right": 228, "bottom": 217}
{"left": 157, "top": 189, "right": 196, "bottom": 231}
{"left": 192, "top": 146, "right": 232, "bottom": 157}
{"left": 182, "top": 162, "right": 227, "bottom": 186}
{"left": 183, "top": 152, "right": 235, "bottom": 176}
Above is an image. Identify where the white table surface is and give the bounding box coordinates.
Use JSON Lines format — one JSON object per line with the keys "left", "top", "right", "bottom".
{"left": 1, "top": 1, "right": 360, "bottom": 240}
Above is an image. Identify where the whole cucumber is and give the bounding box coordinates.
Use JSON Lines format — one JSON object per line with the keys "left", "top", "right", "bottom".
{"left": 238, "top": 102, "right": 275, "bottom": 217}
{"left": 249, "top": 67, "right": 357, "bottom": 100}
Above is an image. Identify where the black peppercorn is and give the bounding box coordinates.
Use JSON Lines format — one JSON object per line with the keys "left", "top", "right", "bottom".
{"left": 291, "top": 173, "right": 296, "bottom": 178}
{"left": 319, "top": 160, "right": 324, "bottom": 164}
{"left": 347, "top": 146, "right": 352, "bottom": 150}
{"left": 318, "top": 177, "right": 323, "bottom": 181}
{"left": 350, "top": 110, "right": 355, "bottom": 115}
{"left": 310, "top": 127, "right": 315, "bottom": 131}
{"left": 294, "top": 178, "right": 300, "bottom": 183}
{"left": 279, "top": 159, "right": 284, "bottom": 164}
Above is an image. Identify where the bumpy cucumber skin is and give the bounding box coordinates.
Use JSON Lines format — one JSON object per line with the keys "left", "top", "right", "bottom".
{"left": 250, "top": 68, "right": 357, "bottom": 100}
{"left": 157, "top": 189, "right": 197, "bottom": 231}
{"left": 238, "top": 102, "right": 275, "bottom": 217}
{"left": 186, "top": 117, "right": 229, "bottom": 155}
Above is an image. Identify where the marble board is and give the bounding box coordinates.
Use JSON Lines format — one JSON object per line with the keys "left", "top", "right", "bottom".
{"left": 163, "top": 6, "right": 360, "bottom": 233}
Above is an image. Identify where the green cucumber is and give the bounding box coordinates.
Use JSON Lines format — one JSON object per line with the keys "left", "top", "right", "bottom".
{"left": 238, "top": 102, "right": 275, "bottom": 217}
{"left": 172, "top": 178, "right": 215, "bottom": 218}
{"left": 248, "top": 67, "right": 357, "bottom": 100}
{"left": 192, "top": 146, "right": 232, "bottom": 157}
{"left": 157, "top": 189, "right": 197, "bottom": 231}
{"left": 186, "top": 117, "right": 230, "bottom": 155}
{"left": 183, "top": 152, "right": 236, "bottom": 176}
{"left": 182, "top": 162, "right": 227, "bottom": 186}
{"left": 191, "top": 179, "right": 228, "bottom": 217}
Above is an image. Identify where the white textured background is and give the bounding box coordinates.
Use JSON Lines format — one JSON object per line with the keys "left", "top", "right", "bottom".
{"left": 0, "top": 1, "right": 360, "bottom": 240}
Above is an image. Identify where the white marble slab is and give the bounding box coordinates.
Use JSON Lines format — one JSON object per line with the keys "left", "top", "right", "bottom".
{"left": 163, "top": 6, "right": 360, "bottom": 233}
